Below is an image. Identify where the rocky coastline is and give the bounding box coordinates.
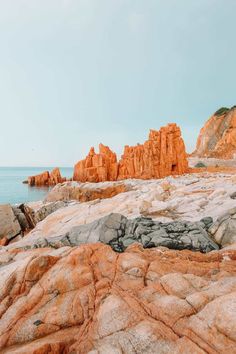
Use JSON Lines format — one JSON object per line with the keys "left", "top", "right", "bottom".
{"left": 0, "top": 170, "right": 236, "bottom": 353}
{"left": 0, "top": 113, "right": 236, "bottom": 353}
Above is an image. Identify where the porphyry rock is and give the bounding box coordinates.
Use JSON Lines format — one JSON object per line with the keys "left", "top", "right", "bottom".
{"left": 0, "top": 243, "right": 235, "bottom": 353}
{"left": 27, "top": 168, "right": 66, "bottom": 186}
{"left": 193, "top": 106, "right": 236, "bottom": 159}
{"left": 73, "top": 124, "right": 189, "bottom": 182}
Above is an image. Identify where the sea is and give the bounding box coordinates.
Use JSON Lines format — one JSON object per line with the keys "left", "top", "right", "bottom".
{"left": 0, "top": 167, "right": 73, "bottom": 205}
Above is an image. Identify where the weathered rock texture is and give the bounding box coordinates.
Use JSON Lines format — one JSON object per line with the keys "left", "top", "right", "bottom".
{"left": 73, "top": 145, "right": 119, "bottom": 182}
{"left": 45, "top": 181, "right": 129, "bottom": 203}
{"left": 73, "top": 124, "right": 188, "bottom": 182}
{"left": 0, "top": 202, "right": 68, "bottom": 246}
{"left": 193, "top": 106, "right": 236, "bottom": 159}
{"left": 0, "top": 243, "right": 235, "bottom": 353}
{"left": 0, "top": 205, "right": 21, "bottom": 244}
{"left": 209, "top": 207, "right": 236, "bottom": 247}
{"left": 28, "top": 168, "right": 66, "bottom": 186}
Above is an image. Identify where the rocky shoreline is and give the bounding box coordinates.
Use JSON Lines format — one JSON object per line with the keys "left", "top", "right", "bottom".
{"left": 0, "top": 172, "right": 236, "bottom": 353}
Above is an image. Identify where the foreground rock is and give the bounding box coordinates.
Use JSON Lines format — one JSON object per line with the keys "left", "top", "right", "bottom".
{"left": 73, "top": 124, "right": 188, "bottom": 182}
{"left": 193, "top": 106, "right": 236, "bottom": 159}
{"left": 0, "top": 243, "right": 235, "bottom": 353}
{"left": 27, "top": 168, "right": 66, "bottom": 186}
{"left": 0, "top": 202, "right": 68, "bottom": 245}
{"left": 0, "top": 205, "right": 21, "bottom": 245}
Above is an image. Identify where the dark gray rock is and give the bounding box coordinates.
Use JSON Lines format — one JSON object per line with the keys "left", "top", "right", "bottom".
{"left": 230, "top": 191, "right": 236, "bottom": 199}
{"left": 13, "top": 213, "right": 219, "bottom": 254}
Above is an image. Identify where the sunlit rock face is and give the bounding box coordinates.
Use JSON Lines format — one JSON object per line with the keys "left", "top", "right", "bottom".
{"left": 28, "top": 168, "right": 66, "bottom": 186}
{"left": 73, "top": 124, "right": 188, "bottom": 183}
{"left": 193, "top": 106, "right": 236, "bottom": 159}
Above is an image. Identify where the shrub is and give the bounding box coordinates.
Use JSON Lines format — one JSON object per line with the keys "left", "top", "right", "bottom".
{"left": 195, "top": 162, "right": 206, "bottom": 168}
{"left": 214, "top": 107, "right": 229, "bottom": 116}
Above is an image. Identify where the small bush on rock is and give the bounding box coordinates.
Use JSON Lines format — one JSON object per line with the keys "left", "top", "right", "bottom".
{"left": 195, "top": 162, "right": 206, "bottom": 168}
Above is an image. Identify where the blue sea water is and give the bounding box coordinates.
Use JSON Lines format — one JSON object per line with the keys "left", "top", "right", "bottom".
{"left": 0, "top": 167, "right": 73, "bottom": 205}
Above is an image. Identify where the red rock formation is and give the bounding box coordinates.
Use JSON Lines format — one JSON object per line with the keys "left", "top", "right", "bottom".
{"left": 73, "top": 144, "right": 118, "bottom": 182}
{"left": 28, "top": 168, "right": 66, "bottom": 186}
{"left": 118, "top": 124, "right": 188, "bottom": 179}
{"left": 0, "top": 243, "right": 235, "bottom": 353}
{"left": 193, "top": 106, "right": 236, "bottom": 159}
{"left": 73, "top": 124, "right": 188, "bottom": 182}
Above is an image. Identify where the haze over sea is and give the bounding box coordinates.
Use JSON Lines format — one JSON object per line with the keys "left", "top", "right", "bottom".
{"left": 0, "top": 167, "right": 73, "bottom": 205}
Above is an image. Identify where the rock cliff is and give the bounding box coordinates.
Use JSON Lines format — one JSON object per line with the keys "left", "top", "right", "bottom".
{"left": 73, "top": 124, "right": 188, "bottom": 182}
{"left": 193, "top": 106, "right": 236, "bottom": 159}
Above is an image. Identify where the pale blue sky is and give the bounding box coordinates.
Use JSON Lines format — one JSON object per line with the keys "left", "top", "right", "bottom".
{"left": 0, "top": 0, "right": 235, "bottom": 167}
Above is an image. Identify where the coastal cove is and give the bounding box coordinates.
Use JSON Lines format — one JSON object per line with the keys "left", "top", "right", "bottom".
{"left": 0, "top": 167, "right": 73, "bottom": 204}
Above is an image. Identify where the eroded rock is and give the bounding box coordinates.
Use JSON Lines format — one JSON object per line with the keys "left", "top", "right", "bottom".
{"left": 45, "top": 181, "right": 129, "bottom": 203}
{"left": 27, "top": 168, "right": 66, "bottom": 186}
{"left": 209, "top": 208, "right": 236, "bottom": 247}
{"left": 0, "top": 243, "right": 235, "bottom": 353}
{"left": 0, "top": 205, "right": 21, "bottom": 241}
{"left": 73, "top": 124, "right": 189, "bottom": 182}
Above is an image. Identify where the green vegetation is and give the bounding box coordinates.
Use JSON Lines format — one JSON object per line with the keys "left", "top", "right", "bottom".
{"left": 214, "top": 107, "right": 229, "bottom": 116}
{"left": 195, "top": 162, "right": 206, "bottom": 168}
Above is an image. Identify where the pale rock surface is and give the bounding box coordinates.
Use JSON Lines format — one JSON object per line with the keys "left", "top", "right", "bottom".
{"left": 16, "top": 173, "right": 236, "bottom": 244}
{"left": 209, "top": 207, "right": 236, "bottom": 247}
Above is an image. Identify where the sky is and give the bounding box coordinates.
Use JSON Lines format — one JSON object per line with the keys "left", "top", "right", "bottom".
{"left": 0, "top": 0, "right": 236, "bottom": 167}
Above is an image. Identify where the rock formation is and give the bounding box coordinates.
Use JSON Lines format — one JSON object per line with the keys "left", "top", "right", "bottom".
{"left": 27, "top": 168, "right": 66, "bottom": 186}
{"left": 193, "top": 106, "right": 236, "bottom": 159}
{"left": 5, "top": 213, "right": 219, "bottom": 253}
{"left": 73, "top": 144, "right": 119, "bottom": 182}
{"left": 0, "top": 205, "right": 21, "bottom": 245}
{"left": 0, "top": 242, "right": 235, "bottom": 353}
{"left": 0, "top": 202, "right": 68, "bottom": 246}
{"left": 73, "top": 124, "right": 188, "bottom": 182}
{"left": 45, "top": 181, "right": 129, "bottom": 203}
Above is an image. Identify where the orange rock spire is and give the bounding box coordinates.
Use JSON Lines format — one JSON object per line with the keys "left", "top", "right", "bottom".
{"left": 73, "top": 123, "right": 188, "bottom": 182}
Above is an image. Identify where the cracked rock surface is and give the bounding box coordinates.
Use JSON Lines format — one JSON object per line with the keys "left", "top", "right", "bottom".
{"left": 0, "top": 243, "right": 235, "bottom": 353}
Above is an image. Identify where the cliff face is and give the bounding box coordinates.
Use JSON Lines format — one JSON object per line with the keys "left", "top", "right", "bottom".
{"left": 73, "top": 123, "right": 188, "bottom": 182}
{"left": 193, "top": 107, "right": 236, "bottom": 159}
